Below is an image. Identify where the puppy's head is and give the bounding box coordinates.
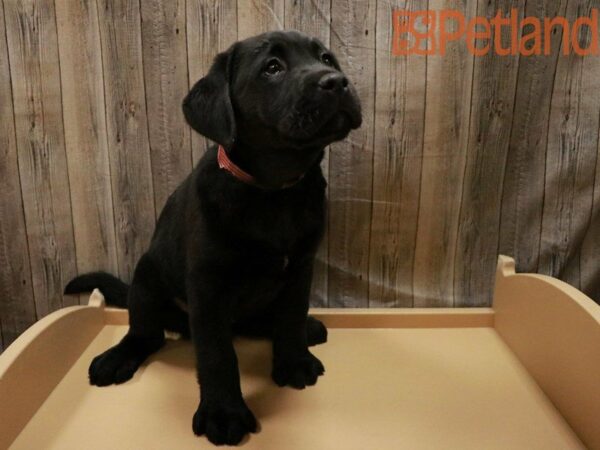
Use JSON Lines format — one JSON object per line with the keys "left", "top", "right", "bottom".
{"left": 183, "top": 31, "right": 362, "bottom": 151}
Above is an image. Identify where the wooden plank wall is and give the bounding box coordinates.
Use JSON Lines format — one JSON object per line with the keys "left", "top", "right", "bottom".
{"left": 2, "top": 0, "right": 600, "bottom": 349}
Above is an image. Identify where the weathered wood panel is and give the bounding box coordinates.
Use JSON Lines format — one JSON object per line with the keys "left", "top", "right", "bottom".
{"left": 0, "top": 0, "right": 36, "bottom": 349}
{"left": 539, "top": 0, "right": 600, "bottom": 288}
{"left": 499, "top": 0, "right": 568, "bottom": 274}
{"left": 140, "top": 0, "right": 192, "bottom": 215}
{"left": 578, "top": 2, "right": 600, "bottom": 300}
{"left": 237, "top": 0, "right": 284, "bottom": 40}
{"left": 328, "top": 0, "right": 376, "bottom": 307}
{"left": 413, "top": 0, "right": 477, "bottom": 307}
{"left": 186, "top": 0, "right": 237, "bottom": 163}
{"left": 4, "top": 0, "right": 78, "bottom": 316}
{"left": 284, "top": 0, "right": 332, "bottom": 307}
{"left": 3, "top": 1, "right": 600, "bottom": 350}
{"left": 284, "top": 0, "right": 330, "bottom": 39}
{"left": 55, "top": 0, "right": 118, "bottom": 286}
{"left": 369, "top": 0, "right": 427, "bottom": 307}
{"left": 97, "top": 0, "right": 156, "bottom": 281}
{"left": 453, "top": 0, "right": 524, "bottom": 306}
{"left": 580, "top": 134, "right": 600, "bottom": 301}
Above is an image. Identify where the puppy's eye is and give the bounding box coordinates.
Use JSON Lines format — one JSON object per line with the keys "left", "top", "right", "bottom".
{"left": 321, "top": 53, "right": 334, "bottom": 66}
{"left": 264, "top": 59, "right": 283, "bottom": 75}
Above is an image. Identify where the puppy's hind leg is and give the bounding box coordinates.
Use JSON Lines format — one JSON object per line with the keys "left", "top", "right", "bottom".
{"left": 233, "top": 314, "right": 328, "bottom": 347}
{"left": 306, "top": 316, "right": 327, "bottom": 346}
{"left": 89, "top": 254, "right": 167, "bottom": 386}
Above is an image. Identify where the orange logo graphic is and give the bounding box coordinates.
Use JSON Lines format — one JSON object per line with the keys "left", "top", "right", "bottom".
{"left": 392, "top": 9, "right": 599, "bottom": 56}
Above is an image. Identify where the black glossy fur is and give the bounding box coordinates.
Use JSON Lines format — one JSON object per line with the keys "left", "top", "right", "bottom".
{"left": 65, "top": 30, "right": 361, "bottom": 446}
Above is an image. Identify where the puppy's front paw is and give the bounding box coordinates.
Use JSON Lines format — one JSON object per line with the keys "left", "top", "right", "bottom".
{"left": 272, "top": 352, "right": 325, "bottom": 389}
{"left": 193, "top": 400, "right": 257, "bottom": 446}
{"left": 88, "top": 335, "right": 164, "bottom": 386}
{"left": 89, "top": 346, "right": 142, "bottom": 386}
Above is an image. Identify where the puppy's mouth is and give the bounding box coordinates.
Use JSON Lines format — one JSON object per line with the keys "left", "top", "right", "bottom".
{"left": 282, "top": 101, "right": 362, "bottom": 145}
{"left": 307, "top": 106, "right": 362, "bottom": 143}
{"left": 322, "top": 110, "right": 361, "bottom": 133}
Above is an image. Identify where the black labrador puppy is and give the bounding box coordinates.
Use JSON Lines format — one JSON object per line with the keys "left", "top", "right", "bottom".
{"left": 65, "top": 30, "right": 361, "bottom": 446}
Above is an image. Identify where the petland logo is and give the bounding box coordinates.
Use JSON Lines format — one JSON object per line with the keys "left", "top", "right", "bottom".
{"left": 392, "top": 9, "right": 599, "bottom": 56}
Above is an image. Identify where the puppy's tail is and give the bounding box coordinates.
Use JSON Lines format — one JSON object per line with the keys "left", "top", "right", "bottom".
{"left": 64, "top": 272, "right": 129, "bottom": 308}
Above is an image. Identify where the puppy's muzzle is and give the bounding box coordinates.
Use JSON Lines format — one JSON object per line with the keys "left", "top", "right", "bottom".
{"left": 318, "top": 73, "right": 349, "bottom": 92}
{"left": 316, "top": 72, "right": 362, "bottom": 130}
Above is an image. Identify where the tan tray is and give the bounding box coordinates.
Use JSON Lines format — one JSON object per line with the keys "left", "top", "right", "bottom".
{"left": 1, "top": 256, "right": 599, "bottom": 450}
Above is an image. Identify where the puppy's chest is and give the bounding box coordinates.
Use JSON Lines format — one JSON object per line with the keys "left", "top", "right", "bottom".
{"left": 223, "top": 190, "right": 325, "bottom": 252}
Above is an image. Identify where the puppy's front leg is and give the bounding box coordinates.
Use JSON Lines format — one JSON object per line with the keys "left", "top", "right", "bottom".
{"left": 187, "top": 272, "right": 256, "bottom": 446}
{"left": 272, "top": 259, "right": 325, "bottom": 389}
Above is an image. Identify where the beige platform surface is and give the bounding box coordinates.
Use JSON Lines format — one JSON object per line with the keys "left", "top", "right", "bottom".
{"left": 11, "top": 325, "right": 583, "bottom": 450}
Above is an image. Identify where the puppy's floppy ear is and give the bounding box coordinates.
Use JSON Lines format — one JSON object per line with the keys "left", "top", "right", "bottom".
{"left": 183, "top": 46, "right": 236, "bottom": 148}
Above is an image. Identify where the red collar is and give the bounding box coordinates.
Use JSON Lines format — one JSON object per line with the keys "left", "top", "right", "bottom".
{"left": 217, "top": 145, "right": 304, "bottom": 189}
{"left": 217, "top": 145, "right": 256, "bottom": 185}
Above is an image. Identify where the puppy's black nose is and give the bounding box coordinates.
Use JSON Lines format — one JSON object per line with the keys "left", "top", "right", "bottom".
{"left": 318, "top": 73, "right": 348, "bottom": 92}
